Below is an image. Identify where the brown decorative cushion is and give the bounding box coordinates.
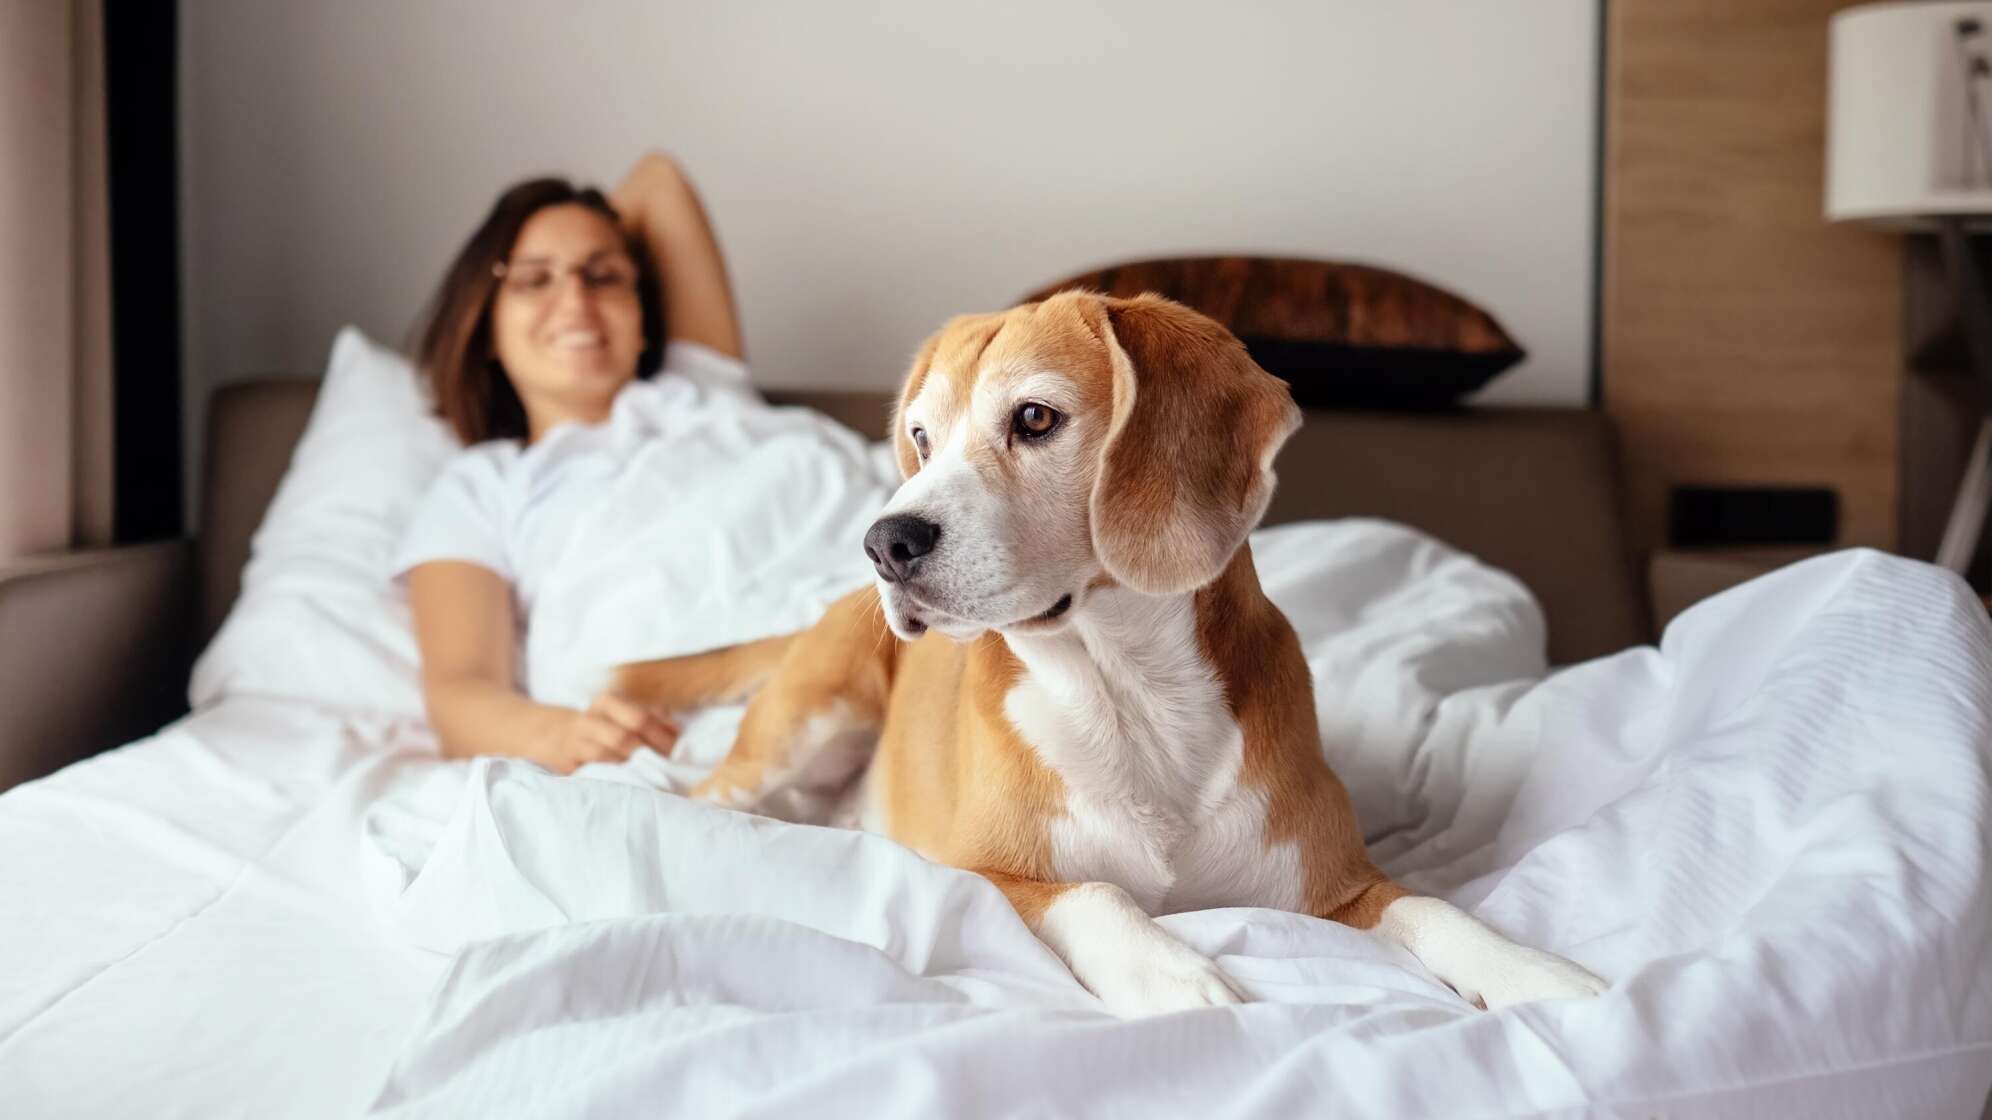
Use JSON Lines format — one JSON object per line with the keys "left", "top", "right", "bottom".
{"left": 1019, "top": 256, "right": 1524, "bottom": 409}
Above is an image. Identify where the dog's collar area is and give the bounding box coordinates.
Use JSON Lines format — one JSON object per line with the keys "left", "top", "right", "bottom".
{"left": 1006, "top": 593, "right": 1074, "bottom": 631}
{"left": 900, "top": 590, "right": 1071, "bottom": 637}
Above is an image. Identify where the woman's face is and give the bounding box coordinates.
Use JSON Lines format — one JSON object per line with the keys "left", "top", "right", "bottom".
{"left": 490, "top": 203, "right": 645, "bottom": 434}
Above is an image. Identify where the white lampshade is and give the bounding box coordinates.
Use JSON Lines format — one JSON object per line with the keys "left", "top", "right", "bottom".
{"left": 1827, "top": 1, "right": 1992, "bottom": 227}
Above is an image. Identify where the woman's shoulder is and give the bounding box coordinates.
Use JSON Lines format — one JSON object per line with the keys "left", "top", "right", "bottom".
{"left": 659, "top": 339, "right": 753, "bottom": 393}
{"left": 422, "top": 437, "right": 525, "bottom": 498}
{"left": 394, "top": 437, "right": 526, "bottom": 579}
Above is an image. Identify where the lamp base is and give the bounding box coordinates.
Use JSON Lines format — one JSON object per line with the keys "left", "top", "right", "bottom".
{"left": 1930, "top": 217, "right": 1992, "bottom": 576}
{"left": 1936, "top": 417, "right": 1992, "bottom": 572}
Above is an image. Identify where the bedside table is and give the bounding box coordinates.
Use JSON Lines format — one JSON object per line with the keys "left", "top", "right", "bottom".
{"left": 1649, "top": 548, "right": 1828, "bottom": 635}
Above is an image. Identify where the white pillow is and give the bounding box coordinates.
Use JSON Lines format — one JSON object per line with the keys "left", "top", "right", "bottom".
{"left": 190, "top": 327, "right": 460, "bottom": 717}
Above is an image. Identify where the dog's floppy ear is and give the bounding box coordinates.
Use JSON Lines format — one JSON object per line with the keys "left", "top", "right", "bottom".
{"left": 1089, "top": 293, "right": 1302, "bottom": 595}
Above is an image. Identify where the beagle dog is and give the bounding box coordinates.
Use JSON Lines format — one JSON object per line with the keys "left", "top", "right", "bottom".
{"left": 615, "top": 292, "right": 1605, "bottom": 1017}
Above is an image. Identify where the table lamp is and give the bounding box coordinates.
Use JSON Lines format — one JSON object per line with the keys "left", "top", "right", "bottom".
{"left": 1828, "top": 0, "right": 1992, "bottom": 572}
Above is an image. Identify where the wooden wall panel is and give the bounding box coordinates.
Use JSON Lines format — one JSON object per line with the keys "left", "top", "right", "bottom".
{"left": 1603, "top": 0, "right": 1904, "bottom": 555}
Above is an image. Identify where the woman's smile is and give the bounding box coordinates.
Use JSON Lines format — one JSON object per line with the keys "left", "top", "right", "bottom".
{"left": 548, "top": 328, "right": 606, "bottom": 352}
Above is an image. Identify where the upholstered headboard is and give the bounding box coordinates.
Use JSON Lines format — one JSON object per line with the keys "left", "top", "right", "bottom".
{"left": 199, "top": 379, "right": 1647, "bottom": 665}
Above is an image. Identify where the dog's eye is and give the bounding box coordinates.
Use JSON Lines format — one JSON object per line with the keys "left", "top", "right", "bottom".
{"left": 910, "top": 426, "right": 930, "bottom": 461}
{"left": 1013, "top": 403, "right": 1061, "bottom": 441}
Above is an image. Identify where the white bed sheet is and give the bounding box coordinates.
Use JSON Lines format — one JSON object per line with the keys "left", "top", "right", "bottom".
{"left": 0, "top": 699, "right": 457, "bottom": 1117}
{"left": 355, "top": 545, "right": 1992, "bottom": 1119}
{"left": 2, "top": 529, "right": 1989, "bottom": 1119}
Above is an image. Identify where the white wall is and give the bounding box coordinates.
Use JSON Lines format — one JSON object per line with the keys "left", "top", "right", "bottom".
{"left": 181, "top": 0, "right": 1598, "bottom": 513}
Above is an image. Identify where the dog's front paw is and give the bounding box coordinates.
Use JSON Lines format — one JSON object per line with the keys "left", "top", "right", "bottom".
{"left": 1038, "top": 882, "right": 1245, "bottom": 1018}
{"left": 1379, "top": 896, "right": 1606, "bottom": 1011}
{"left": 688, "top": 774, "right": 755, "bottom": 810}
{"left": 1086, "top": 941, "right": 1244, "bottom": 1018}
{"left": 1451, "top": 943, "right": 1606, "bottom": 1010}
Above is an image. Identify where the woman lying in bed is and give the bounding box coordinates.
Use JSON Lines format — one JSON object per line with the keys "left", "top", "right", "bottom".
{"left": 397, "top": 152, "right": 740, "bottom": 773}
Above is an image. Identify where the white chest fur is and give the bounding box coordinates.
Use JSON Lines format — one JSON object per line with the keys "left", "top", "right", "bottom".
{"left": 1003, "top": 589, "right": 1304, "bottom": 915}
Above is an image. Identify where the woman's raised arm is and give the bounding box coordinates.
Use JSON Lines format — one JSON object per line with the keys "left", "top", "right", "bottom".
{"left": 611, "top": 151, "right": 745, "bottom": 360}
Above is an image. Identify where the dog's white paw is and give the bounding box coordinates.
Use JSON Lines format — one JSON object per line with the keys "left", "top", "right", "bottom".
{"left": 1085, "top": 940, "right": 1245, "bottom": 1018}
{"left": 689, "top": 776, "right": 756, "bottom": 811}
{"left": 1035, "top": 881, "right": 1246, "bottom": 1018}
{"left": 1378, "top": 896, "right": 1606, "bottom": 1011}
{"left": 1448, "top": 942, "right": 1607, "bottom": 1010}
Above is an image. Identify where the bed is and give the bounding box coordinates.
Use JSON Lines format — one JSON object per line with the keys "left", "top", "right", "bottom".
{"left": 2, "top": 327, "right": 1988, "bottom": 1118}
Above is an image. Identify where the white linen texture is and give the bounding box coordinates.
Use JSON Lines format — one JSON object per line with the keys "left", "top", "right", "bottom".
{"left": 361, "top": 542, "right": 1992, "bottom": 1119}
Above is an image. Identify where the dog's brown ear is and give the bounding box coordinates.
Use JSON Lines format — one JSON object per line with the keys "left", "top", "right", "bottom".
{"left": 890, "top": 332, "right": 942, "bottom": 480}
{"left": 1089, "top": 294, "right": 1301, "bottom": 595}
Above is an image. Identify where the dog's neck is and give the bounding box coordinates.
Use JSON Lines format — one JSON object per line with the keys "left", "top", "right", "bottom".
{"left": 998, "top": 550, "right": 1263, "bottom": 816}
{"left": 1009, "top": 584, "right": 1210, "bottom": 701}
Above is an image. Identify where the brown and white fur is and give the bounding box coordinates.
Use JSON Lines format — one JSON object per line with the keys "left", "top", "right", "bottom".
{"left": 615, "top": 292, "right": 1605, "bottom": 1017}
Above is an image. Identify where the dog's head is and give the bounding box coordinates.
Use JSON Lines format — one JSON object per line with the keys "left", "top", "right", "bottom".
{"left": 865, "top": 291, "right": 1301, "bottom": 641}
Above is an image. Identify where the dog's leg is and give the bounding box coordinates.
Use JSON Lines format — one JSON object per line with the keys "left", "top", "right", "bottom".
{"left": 611, "top": 632, "right": 798, "bottom": 713}
{"left": 687, "top": 588, "right": 897, "bottom": 823}
{"left": 697, "top": 691, "right": 880, "bottom": 824}
{"left": 1291, "top": 766, "right": 1605, "bottom": 1009}
{"left": 981, "top": 871, "right": 1243, "bottom": 1017}
{"left": 1329, "top": 880, "right": 1606, "bottom": 1009}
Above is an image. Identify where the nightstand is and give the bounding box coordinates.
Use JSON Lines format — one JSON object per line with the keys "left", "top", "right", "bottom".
{"left": 1648, "top": 548, "right": 1828, "bottom": 635}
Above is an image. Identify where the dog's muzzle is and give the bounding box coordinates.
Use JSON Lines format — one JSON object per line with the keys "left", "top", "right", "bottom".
{"left": 865, "top": 514, "right": 941, "bottom": 584}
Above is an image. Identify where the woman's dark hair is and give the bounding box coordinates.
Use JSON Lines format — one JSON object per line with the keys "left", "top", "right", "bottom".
{"left": 413, "top": 178, "right": 666, "bottom": 444}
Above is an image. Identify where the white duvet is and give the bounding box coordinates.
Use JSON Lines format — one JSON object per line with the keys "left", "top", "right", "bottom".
{"left": 351, "top": 539, "right": 1992, "bottom": 1119}
{"left": 4, "top": 353, "right": 1990, "bottom": 1116}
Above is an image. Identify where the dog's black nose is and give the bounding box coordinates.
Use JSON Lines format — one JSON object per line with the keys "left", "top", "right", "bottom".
{"left": 865, "top": 514, "right": 941, "bottom": 584}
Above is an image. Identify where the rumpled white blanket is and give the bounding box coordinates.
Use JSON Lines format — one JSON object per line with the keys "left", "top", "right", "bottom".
{"left": 362, "top": 531, "right": 1992, "bottom": 1118}
{"left": 514, "top": 371, "right": 898, "bottom": 709}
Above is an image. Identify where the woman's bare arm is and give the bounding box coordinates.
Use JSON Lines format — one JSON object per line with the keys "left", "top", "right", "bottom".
{"left": 406, "top": 560, "right": 676, "bottom": 771}
{"left": 610, "top": 151, "right": 745, "bottom": 360}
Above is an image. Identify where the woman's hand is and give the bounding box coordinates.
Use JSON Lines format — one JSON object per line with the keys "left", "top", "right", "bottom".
{"left": 609, "top": 151, "right": 686, "bottom": 228}
{"left": 541, "top": 691, "right": 680, "bottom": 774}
